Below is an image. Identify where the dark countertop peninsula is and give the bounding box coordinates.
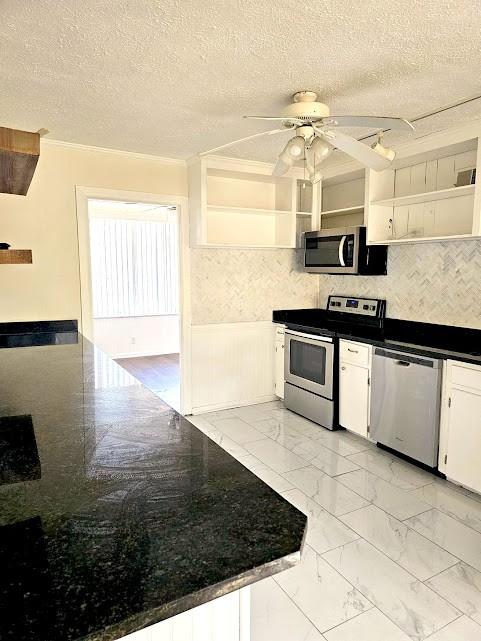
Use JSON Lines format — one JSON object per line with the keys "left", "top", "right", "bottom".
{"left": 0, "top": 323, "right": 306, "bottom": 641}
{"left": 273, "top": 308, "right": 481, "bottom": 366}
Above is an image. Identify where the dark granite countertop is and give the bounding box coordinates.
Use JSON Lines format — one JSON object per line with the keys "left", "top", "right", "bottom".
{"left": 273, "top": 309, "right": 481, "bottom": 366}
{"left": 0, "top": 319, "right": 79, "bottom": 348}
{"left": 0, "top": 326, "right": 306, "bottom": 641}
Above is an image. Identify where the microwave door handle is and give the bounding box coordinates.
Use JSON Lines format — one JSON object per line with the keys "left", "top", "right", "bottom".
{"left": 338, "top": 236, "right": 346, "bottom": 267}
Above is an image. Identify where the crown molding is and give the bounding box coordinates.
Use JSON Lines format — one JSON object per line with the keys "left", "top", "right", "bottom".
{"left": 186, "top": 153, "right": 276, "bottom": 170}
{"left": 41, "top": 138, "right": 186, "bottom": 166}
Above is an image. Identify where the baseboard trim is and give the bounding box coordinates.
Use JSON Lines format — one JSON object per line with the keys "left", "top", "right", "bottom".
{"left": 113, "top": 350, "right": 178, "bottom": 360}
{"left": 191, "top": 395, "right": 277, "bottom": 416}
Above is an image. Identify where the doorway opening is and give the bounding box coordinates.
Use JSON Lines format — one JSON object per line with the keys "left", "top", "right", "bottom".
{"left": 86, "top": 197, "right": 181, "bottom": 410}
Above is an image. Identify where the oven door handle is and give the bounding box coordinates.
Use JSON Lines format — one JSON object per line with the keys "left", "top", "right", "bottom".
{"left": 285, "top": 330, "right": 333, "bottom": 343}
{"left": 338, "top": 235, "right": 346, "bottom": 267}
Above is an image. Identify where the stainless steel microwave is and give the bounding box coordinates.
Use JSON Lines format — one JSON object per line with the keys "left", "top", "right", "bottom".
{"left": 303, "top": 226, "right": 388, "bottom": 275}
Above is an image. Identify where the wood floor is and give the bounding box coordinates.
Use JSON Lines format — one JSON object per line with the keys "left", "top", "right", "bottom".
{"left": 115, "top": 353, "right": 180, "bottom": 409}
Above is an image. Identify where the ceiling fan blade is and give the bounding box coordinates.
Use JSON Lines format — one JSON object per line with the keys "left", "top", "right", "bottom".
{"left": 199, "top": 126, "right": 295, "bottom": 156}
{"left": 314, "top": 126, "right": 392, "bottom": 171}
{"left": 243, "top": 115, "right": 304, "bottom": 125}
{"left": 321, "top": 115, "right": 414, "bottom": 131}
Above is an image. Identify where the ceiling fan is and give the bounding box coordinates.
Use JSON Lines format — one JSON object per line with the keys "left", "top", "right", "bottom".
{"left": 200, "top": 91, "right": 414, "bottom": 182}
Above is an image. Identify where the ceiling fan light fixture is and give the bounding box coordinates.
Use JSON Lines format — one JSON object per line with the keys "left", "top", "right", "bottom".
{"left": 284, "top": 135, "right": 305, "bottom": 159}
{"left": 273, "top": 136, "right": 306, "bottom": 176}
{"left": 310, "top": 136, "right": 333, "bottom": 163}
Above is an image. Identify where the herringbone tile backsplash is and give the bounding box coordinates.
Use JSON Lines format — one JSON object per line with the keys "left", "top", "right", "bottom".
{"left": 192, "top": 240, "right": 481, "bottom": 329}
{"left": 191, "top": 248, "right": 319, "bottom": 324}
{"left": 319, "top": 239, "right": 481, "bottom": 329}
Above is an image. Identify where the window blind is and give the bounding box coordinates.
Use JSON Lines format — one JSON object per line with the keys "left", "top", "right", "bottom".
{"left": 89, "top": 215, "right": 179, "bottom": 318}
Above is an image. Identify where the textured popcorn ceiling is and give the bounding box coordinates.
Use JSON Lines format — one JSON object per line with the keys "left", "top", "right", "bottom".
{"left": 2, "top": 0, "right": 481, "bottom": 161}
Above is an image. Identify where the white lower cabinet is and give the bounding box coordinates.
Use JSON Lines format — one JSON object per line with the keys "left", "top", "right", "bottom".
{"left": 441, "top": 360, "right": 481, "bottom": 492}
{"left": 274, "top": 325, "right": 285, "bottom": 399}
{"left": 339, "top": 339, "right": 372, "bottom": 438}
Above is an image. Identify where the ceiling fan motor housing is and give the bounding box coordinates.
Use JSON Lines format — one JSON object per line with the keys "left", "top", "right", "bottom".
{"left": 282, "top": 91, "right": 330, "bottom": 121}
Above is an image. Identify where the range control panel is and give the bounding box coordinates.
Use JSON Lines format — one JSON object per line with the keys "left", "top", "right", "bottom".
{"left": 327, "top": 295, "right": 385, "bottom": 318}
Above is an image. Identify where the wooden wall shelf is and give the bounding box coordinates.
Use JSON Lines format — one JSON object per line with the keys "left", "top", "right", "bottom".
{"left": 0, "top": 249, "right": 32, "bottom": 264}
{"left": 0, "top": 127, "right": 40, "bottom": 195}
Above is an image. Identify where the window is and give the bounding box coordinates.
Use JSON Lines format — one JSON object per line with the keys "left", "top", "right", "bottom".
{"left": 89, "top": 207, "right": 179, "bottom": 318}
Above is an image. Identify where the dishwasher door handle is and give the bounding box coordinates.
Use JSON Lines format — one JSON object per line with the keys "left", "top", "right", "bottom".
{"left": 396, "top": 360, "right": 411, "bottom": 367}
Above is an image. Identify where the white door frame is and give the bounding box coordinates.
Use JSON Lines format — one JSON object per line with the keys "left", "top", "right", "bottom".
{"left": 75, "top": 186, "right": 192, "bottom": 415}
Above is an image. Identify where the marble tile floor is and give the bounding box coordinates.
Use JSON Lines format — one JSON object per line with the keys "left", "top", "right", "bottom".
{"left": 188, "top": 401, "right": 481, "bottom": 641}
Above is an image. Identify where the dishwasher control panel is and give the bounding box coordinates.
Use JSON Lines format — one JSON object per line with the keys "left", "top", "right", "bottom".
{"left": 327, "top": 295, "right": 385, "bottom": 318}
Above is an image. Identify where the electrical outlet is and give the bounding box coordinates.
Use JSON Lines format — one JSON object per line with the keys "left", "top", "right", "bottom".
{"left": 131, "top": 337, "right": 136, "bottom": 345}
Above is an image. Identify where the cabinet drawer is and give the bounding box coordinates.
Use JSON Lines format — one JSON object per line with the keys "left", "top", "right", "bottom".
{"left": 451, "top": 362, "right": 481, "bottom": 392}
{"left": 340, "top": 340, "right": 370, "bottom": 367}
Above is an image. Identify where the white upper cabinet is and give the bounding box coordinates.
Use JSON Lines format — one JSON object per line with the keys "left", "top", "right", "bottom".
{"left": 365, "top": 125, "right": 481, "bottom": 245}
{"left": 188, "top": 156, "right": 320, "bottom": 248}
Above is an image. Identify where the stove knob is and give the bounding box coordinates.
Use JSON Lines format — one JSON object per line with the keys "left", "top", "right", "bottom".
{"left": 363, "top": 304, "right": 369, "bottom": 310}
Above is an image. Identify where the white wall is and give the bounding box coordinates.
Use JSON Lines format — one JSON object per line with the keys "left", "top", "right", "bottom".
{"left": 93, "top": 315, "right": 180, "bottom": 359}
{"left": 0, "top": 141, "right": 186, "bottom": 323}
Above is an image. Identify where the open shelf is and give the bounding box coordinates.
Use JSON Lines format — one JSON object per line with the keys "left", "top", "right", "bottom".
{"left": 295, "top": 210, "right": 315, "bottom": 217}
{"left": 319, "top": 170, "right": 365, "bottom": 230}
{"left": 366, "top": 135, "right": 481, "bottom": 244}
{"left": 189, "top": 157, "right": 320, "bottom": 248}
{"left": 0, "top": 249, "right": 32, "bottom": 264}
{"left": 372, "top": 184, "right": 475, "bottom": 207}
{"left": 321, "top": 205, "right": 364, "bottom": 218}
{"left": 368, "top": 233, "right": 475, "bottom": 245}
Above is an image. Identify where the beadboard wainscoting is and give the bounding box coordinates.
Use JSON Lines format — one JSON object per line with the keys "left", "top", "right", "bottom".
{"left": 319, "top": 238, "right": 481, "bottom": 329}
{"left": 191, "top": 321, "right": 276, "bottom": 414}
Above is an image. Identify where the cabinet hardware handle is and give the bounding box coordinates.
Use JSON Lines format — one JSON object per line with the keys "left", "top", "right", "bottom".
{"left": 341, "top": 366, "right": 346, "bottom": 371}
{"left": 347, "top": 348, "right": 358, "bottom": 353}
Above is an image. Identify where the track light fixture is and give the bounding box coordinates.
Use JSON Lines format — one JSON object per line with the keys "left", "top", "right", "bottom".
{"left": 371, "top": 132, "right": 396, "bottom": 163}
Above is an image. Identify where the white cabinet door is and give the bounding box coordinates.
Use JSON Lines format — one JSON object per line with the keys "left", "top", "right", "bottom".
{"left": 339, "top": 362, "right": 369, "bottom": 437}
{"left": 445, "top": 386, "right": 481, "bottom": 492}
{"left": 274, "top": 339, "right": 285, "bottom": 399}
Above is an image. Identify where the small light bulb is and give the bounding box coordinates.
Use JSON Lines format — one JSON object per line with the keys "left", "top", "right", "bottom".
{"left": 286, "top": 136, "right": 305, "bottom": 159}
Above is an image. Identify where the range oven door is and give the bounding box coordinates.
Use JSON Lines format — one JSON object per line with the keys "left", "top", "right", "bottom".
{"left": 285, "top": 330, "right": 334, "bottom": 399}
{"left": 304, "top": 228, "right": 360, "bottom": 274}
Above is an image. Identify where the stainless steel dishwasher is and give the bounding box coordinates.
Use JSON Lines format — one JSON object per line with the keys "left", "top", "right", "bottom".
{"left": 370, "top": 347, "right": 443, "bottom": 468}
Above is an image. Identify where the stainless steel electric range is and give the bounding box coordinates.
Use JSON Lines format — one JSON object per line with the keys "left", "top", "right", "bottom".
{"left": 283, "top": 295, "right": 386, "bottom": 430}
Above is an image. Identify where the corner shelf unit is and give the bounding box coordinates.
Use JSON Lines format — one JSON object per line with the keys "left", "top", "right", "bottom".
{"left": 188, "top": 157, "right": 320, "bottom": 248}
{"left": 365, "top": 133, "right": 481, "bottom": 245}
